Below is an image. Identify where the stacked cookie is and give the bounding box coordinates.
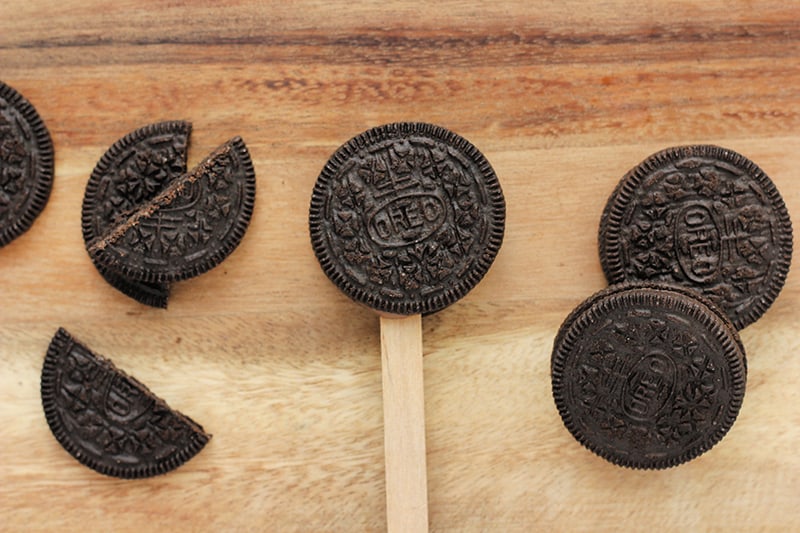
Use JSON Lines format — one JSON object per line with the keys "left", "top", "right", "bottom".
{"left": 82, "top": 122, "right": 256, "bottom": 308}
{"left": 551, "top": 146, "right": 793, "bottom": 469}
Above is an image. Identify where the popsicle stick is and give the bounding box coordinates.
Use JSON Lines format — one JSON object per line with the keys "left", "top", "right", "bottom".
{"left": 380, "top": 314, "right": 429, "bottom": 533}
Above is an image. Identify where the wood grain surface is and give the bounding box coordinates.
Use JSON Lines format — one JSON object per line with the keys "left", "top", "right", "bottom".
{"left": 1, "top": 1, "right": 799, "bottom": 531}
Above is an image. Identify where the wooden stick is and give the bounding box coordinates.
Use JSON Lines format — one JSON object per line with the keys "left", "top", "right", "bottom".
{"left": 380, "top": 313, "right": 429, "bottom": 533}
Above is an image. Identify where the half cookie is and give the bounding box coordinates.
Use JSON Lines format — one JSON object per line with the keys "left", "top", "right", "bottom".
{"left": 41, "top": 328, "right": 210, "bottom": 479}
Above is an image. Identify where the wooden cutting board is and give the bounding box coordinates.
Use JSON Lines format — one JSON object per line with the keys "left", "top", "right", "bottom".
{"left": 1, "top": 1, "right": 799, "bottom": 531}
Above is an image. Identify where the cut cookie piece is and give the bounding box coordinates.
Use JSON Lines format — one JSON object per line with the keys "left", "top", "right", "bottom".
{"left": 41, "top": 328, "right": 210, "bottom": 479}
{"left": 87, "top": 136, "right": 255, "bottom": 287}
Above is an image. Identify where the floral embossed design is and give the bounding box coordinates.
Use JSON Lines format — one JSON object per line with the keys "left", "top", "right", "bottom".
{"left": 557, "top": 289, "right": 744, "bottom": 468}
{"left": 57, "top": 349, "right": 196, "bottom": 458}
{"left": 116, "top": 152, "right": 239, "bottom": 260}
{"left": 601, "top": 146, "right": 792, "bottom": 329}
{"left": 0, "top": 82, "right": 53, "bottom": 247}
{"left": 98, "top": 138, "right": 188, "bottom": 231}
{"left": 326, "top": 138, "right": 489, "bottom": 299}
{"left": 572, "top": 312, "right": 726, "bottom": 448}
{"left": 621, "top": 161, "right": 777, "bottom": 312}
{"left": 107, "top": 147, "right": 185, "bottom": 220}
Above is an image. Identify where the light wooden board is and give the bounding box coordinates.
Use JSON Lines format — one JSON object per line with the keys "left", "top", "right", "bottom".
{"left": 1, "top": 1, "right": 799, "bottom": 531}
{"left": 380, "top": 315, "right": 428, "bottom": 533}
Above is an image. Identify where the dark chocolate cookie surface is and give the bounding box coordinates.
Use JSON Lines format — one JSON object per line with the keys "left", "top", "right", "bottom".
{"left": 0, "top": 81, "right": 53, "bottom": 247}
{"left": 82, "top": 121, "right": 191, "bottom": 307}
{"left": 41, "top": 328, "right": 210, "bottom": 479}
{"left": 599, "top": 145, "right": 792, "bottom": 329}
{"left": 309, "top": 122, "right": 505, "bottom": 315}
{"left": 88, "top": 137, "right": 255, "bottom": 284}
{"left": 551, "top": 284, "right": 746, "bottom": 469}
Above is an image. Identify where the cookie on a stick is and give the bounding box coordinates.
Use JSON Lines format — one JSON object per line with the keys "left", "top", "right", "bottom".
{"left": 310, "top": 122, "right": 505, "bottom": 531}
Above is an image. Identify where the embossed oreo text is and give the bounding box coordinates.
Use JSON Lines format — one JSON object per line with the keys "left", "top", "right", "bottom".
{"left": 570, "top": 309, "right": 727, "bottom": 450}
{"left": 621, "top": 351, "right": 676, "bottom": 421}
{"left": 618, "top": 156, "right": 784, "bottom": 324}
{"left": 324, "top": 136, "right": 490, "bottom": 299}
{"left": 368, "top": 193, "right": 447, "bottom": 247}
{"left": 675, "top": 204, "right": 720, "bottom": 283}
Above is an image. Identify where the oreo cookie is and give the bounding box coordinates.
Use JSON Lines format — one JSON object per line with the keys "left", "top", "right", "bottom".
{"left": 83, "top": 123, "right": 256, "bottom": 306}
{"left": 551, "top": 284, "right": 746, "bottom": 469}
{"left": 599, "top": 145, "right": 793, "bottom": 329}
{"left": 41, "top": 328, "right": 210, "bottom": 478}
{"left": 0, "top": 80, "right": 53, "bottom": 247}
{"left": 309, "top": 122, "right": 505, "bottom": 315}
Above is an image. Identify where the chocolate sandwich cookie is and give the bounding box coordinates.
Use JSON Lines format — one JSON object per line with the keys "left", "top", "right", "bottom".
{"left": 0, "top": 81, "right": 53, "bottom": 247}
{"left": 82, "top": 121, "right": 191, "bottom": 307}
{"left": 599, "top": 145, "right": 793, "bottom": 329}
{"left": 551, "top": 284, "right": 746, "bottom": 469}
{"left": 41, "top": 328, "right": 210, "bottom": 478}
{"left": 309, "top": 122, "right": 505, "bottom": 315}
{"left": 83, "top": 123, "right": 255, "bottom": 306}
